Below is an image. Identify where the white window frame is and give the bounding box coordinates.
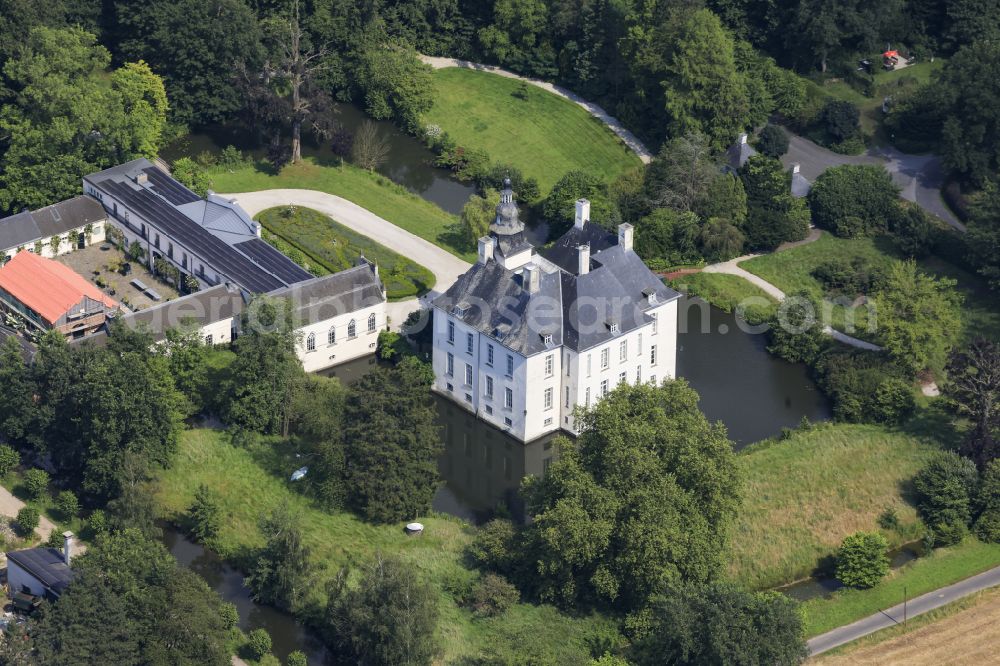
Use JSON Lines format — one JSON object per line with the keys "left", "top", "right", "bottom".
{"left": 465, "top": 363, "right": 473, "bottom": 386}
{"left": 544, "top": 354, "right": 553, "bottom": 377}
{"left": 544, "top": 387, "right": 553, "bottom": 410}
{"left": 447, "top": 352, "right": 454, "bottom": 376}
{"left": 619, "top": 340, "right": 627, "bottom": 362}
{"left": 504, "top": 387, "right": 513, "bottom": 409}
{"left": 600, "top": 348, "right": 609, "bottom": 370}
{"left": 486, "top": 375, "right": 494, "bottom": 399}
{"left": 466, "top": 332, "right": 474, "bottom": 354}
{"left": 447, "top": 320, "right": 455, "bottom": 344}
{"left": 306, "top": 332, "right": 316, "bottom": 352}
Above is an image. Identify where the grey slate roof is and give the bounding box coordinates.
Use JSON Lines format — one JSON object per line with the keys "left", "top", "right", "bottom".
{"left": 0, "top": 196, "right": 106, "bottom": 252}
{"left": 268, "top": 261, "right": 385, "bottom": 326}
{"left": 541, "top": 223, "right": 617, "bottom": 274}
{"left": 560, "top": 244, "right": 678, "bottom": 351}
{"left": 433, "top": 260, "right": 563, "bottom": 356}
{"left": 120, "top": 283, "right": 246, "bottom": 342}
{"left": 86, "top": 160, "right": 309, "bottom": 294}
{"left": 791, "top": 170, "right": 812, "bottom": 198}
{"left": 725, "top": 136, "right": 756, "bottom": 172}
{"left": 6, "top": 547, "right": 74, "bottom": 596}
{"left": 435, "top": 221, "right": 679, "bottom": 355}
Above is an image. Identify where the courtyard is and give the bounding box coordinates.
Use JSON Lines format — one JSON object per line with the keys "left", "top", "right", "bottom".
{"left": 55, "top": 243, "right": 179, "bottom": 312}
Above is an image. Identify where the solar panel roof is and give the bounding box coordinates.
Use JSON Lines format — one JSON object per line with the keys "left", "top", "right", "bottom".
{"left": 234, "top": 237, "right": 313, "bottom": 284}
{"left": 98, "top": 179, "right": 286, "bottom": 294}
{"left": 142, "top": 167, "right": 201, "bottom": 205}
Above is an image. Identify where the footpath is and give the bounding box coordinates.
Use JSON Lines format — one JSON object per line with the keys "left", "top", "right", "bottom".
{"left": 808, "top": 565, "right": 1000, "bottom": 655}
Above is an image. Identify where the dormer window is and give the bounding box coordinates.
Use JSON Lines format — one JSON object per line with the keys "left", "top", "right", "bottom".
{"left": 542, "top": 333, "right": 553, "bottom": 345}
{"left": 643, "top": 287, "right": 658, "bottom": 304}
{"left": 452, "top": 304, "right": 468, "bottom": 317}
{"left": 609, "top": 322, "right": 620, "bottom": 334}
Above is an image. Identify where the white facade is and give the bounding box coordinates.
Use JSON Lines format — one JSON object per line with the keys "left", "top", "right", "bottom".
{"left": 295, "top": 300, "right": 385, "bottom": 372}
{"left": 1, "top": 222, "right": 106, "bottom": 263}
{"left": 433, "top": 299, "right": 678, "bottom": 442}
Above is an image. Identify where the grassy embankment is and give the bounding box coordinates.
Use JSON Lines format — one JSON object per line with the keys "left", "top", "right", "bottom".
{"left": 255, "top": 206, "right": 435, "bottom": 300}
{"left": 732, "top": 421, "right": 1000, "bottom": 638}
{"left": 154, "top": 428, "right": 614, "bottom": 664}
{"left": 208, "top": 160, "right": 475, "bottom": 263}
{"left": 729, "top": 423, "right": 937, "bottom": 590}
{"left": 740, "top": 231, "right": 1000, "bottom": 343}
{"left": 423, "top": 67, "right": 642, "bottom": 194}
{"left": 668, "top": 272, "right": 778, "bottom": 322}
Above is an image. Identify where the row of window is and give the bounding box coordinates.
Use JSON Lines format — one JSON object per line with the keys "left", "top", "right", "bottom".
{"left": 305, "top": 313, "right": 377, "bottom": 352}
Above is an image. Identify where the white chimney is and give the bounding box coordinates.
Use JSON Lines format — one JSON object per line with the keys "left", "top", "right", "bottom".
{"left": 577, "top": 244, "right": 590, "bottom": 275}
{"left": 574, "top": 199, "right": 590, "bottom": 229}
{"left": 522, "top": 265, "right": 538, "bottom": 293}
{"left": 63, "top": 531, "right": 74, "bottom": 566}
{"left": 792, "top": 163, "right": 801, "bottom": 174}
{"left": 739, "top": 132, "right": 749, "bottom": 145}
{"left": 617, "top": 223, "right": 634, "bottom": 251}
{"left": 478, "top": 236, "right": 495, "bottom": 264}
{"left": 135, "top": 172, "right": 149, "bottom": 185}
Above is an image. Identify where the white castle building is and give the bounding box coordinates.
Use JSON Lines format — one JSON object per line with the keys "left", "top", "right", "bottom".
{"left": 431, "top": 181, "right": 679, "bottom": 442}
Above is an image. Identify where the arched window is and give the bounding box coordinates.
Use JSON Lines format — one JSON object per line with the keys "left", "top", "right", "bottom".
{"left": 327, "top": 327, "right": 336, "bottom": 345}
{"left": 348, "top": 320, "right": 356, "bottom": 338}
{"left": 368, "top": 312, "right": 377, "bottom": 333}
{"left": 306, "top": 332, "right": 316, "bottom": 352}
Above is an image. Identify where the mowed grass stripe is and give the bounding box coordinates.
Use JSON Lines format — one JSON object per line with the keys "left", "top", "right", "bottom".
{"left": 424, "top": 68, "right": 642, "bottom": 194}
{"left": 256, "top": 206, "right": 435, "bottom": 300}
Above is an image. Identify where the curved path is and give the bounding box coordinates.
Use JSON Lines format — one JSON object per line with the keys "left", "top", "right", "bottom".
{"left": 701, "top": 231, "right": 883, "bottom": 351}
{"left": 420, "top": 55, "right": 653, "bottom": 164}
{"left": 224, "top": 189, "right": 471, "bottom": 329}
{"left": 808, "top": 564, "right": 1000, "bottom": 655}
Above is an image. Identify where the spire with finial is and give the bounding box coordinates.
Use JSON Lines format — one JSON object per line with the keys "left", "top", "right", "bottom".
{"left": 491, "top": 177, "right": 523, "bottom": 237}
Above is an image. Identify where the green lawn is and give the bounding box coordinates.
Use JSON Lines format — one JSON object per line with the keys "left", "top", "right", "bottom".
{"left": 256, "top": 206, "right": 434, "bottom": 300}
{"left": 729, "top": 423, "right": 939, "bottom": 590}
{"left": 739, "top": 231, "right": 1000, "bottom": 344}
{"left": 154, "top": 428, "right": 613, "bottom": 663}
{"left": 207, "top": 159, "right": 474, "bottom": 263}
{"left": 802, "top": 538, "right": 1000, "bottom": 636}
{"left": 668, "top": 272, "right": 778, "bottom": 323}
{"left": 424, "top": 68, "right": 642, "bottom": 194}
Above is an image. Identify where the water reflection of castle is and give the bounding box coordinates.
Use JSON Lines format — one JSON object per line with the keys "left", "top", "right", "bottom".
{"left": 433, "top": 397, "right": 561, "bottom": 522}
{"left": 323, "top": 355, "right": 559, "bottom": 522}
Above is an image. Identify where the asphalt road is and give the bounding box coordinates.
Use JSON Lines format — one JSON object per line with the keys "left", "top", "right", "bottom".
{"left": 224, "top": 189, "right": 471, "bottom": 329}
{"left": 781, "top": 135, "right": 964, "bottom": 231}
{"left": 807, "top": 564, "right": 1000, "bottom": 655}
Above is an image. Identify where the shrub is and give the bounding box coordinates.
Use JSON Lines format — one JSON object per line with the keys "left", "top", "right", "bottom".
{"left": 0, "top": 444, "right": 20, "bottom": 477}
{"left": 470, "top": 573, "right": 519, "bottom": 617}
{"left": 468, "top": 519, "right": 519, "bottom": 573}
{"left": 218, "top": 145, "right": 245, "bottom": 170}
{"left": 892, "top": 206, "right": 936, "bottom": 258}
{"left": 878, "top": 506, "right": 900, "bottom": 531}
{"left": 188, "top": 484, "right": 221, "bottom": 542}
{"left": 766, "top": 292, "right": 827, "bottom": 364}
{"left": 814, "top": 350, "right": 913, "bottom": 424}
{"left": 286, "top": 651, "right": 307, "bottom": 666}
{"left": 809, "top": 165, "right": 900, "bottom": 237}
{"left": 55, "top": 491, "right": 79, "bottom": 521}
{"left": 87, "top": 509, "right": 107, "bottom": 537}
{"left": 819, "top": 99, "right": 860, "bottom": 143}
{"left": 811, "top": 256, "right": 886, "bottom": 296}
{"left": 913, "top": 452, "right": 978, "bottom": 546}
{"left": 975, "top": 511, "right": 1000, "bottom": 543}
{"left": 836, "top": 531, "right": 890, "bottom": 588}
{"left": 16, "top": 506, "right": 39, "bottom": 536}
{"left": 245, "top": 628, "right": 272, "bottom": 661}
{"left": 219, "top": 602, "right": 239, "bottom": 630}
{"left": 757, "top": 124, "right": 789, "bottom": 158}
{"left": 23, "top": 468, "right": 50, "bottom": 500}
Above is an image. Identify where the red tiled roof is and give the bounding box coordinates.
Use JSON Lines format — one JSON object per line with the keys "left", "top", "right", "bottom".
{"left": 0, "top": 251, "right": 118, "bottom": 325}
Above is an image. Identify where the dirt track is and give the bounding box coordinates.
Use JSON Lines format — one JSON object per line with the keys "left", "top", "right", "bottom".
{"left": 812, "top": 588, "right": 1000, "bottom": 665}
